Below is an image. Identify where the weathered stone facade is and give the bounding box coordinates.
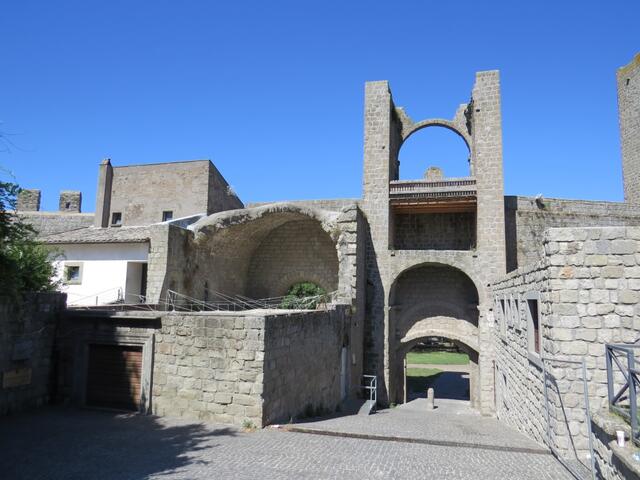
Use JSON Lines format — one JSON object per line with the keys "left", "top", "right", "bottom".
{"left": 493, "top": 227, "right": 640, "bottom": 464}
{"left": 361, "top": 71, "right": 504, "bottom": 412}
{"left": 57, "top": 306, "right": 350, "bottom": 428}
{"left": 505, "top": 195, "right": 640, "bottom": 272}
{"left": 0, "top": 293, "right": 66, "bottom": 415}
{"left": 58, "top": 191, "right": 82, "bottom": 213}
{"left": 94, "top": 159, "right": 243, "bottom": 228}
{"left": 618, "top": 54, "right": 640, "bottom": 205}
{"left": 16, "top": 188, "right": 41, "bottom": 212}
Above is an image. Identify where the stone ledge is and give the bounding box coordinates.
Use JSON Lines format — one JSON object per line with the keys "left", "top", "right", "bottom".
{"left": 592, "top": 408, "right": 640, "bottom": 479}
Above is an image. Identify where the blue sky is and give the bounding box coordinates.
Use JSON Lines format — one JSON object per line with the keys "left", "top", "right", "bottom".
{"left": 1, "top": 1, "right": 638, "bottom": 211}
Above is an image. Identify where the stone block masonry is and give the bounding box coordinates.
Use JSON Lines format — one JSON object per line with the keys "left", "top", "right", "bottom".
{"left": 153, "top": 306, "right": 349, "bottom": 427}
{"left": 152, "top": 311, "right": 266, "bottom": 426}
{"left": 492, "top": 226, "right": 640, "bottom": 464}
{"left": 618, "top": 53, "right": 640, "bottom": 204}
{"left": 55, "top": 305, "right": 352, "bottom": 428}
{"left": 0, "top": 293, "right": 66, "bottom": 415}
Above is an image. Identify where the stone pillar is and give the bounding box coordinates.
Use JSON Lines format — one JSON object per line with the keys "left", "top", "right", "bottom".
{"left": 94, "top": 158, "right": 113, "bottom": 227}
{"left": 361, "top": 81, "right": 400, "bottom": 405}
{"left": 617, "top": 53, "right": 640, "bottom": 204}
{"left": 471, "top": 71, "right": 507, "bottom": 415}
{"left": 59, "top": 191, "right": 82, "bottom": 212}
{"left": 16, "top": 189, "right": 41, "bottom": 212}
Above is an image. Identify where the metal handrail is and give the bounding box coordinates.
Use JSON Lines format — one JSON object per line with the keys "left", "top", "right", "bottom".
{"left": 606, "top": 343, "right": 640, "bottom": 446}
{"left": 363, "top": 374, "right": 377, "bottom": 405}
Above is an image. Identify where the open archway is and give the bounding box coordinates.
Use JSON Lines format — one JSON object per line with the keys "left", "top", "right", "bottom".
{"left": 398, "top": 123, "right": 471, "bottom": 180}
{"left": 389, "top": 263, "right": 481, "bottom": 407}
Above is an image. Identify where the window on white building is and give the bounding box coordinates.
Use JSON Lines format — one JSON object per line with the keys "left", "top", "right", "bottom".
{"left": 64, "top": 263, "right": 83, "bottom": 285}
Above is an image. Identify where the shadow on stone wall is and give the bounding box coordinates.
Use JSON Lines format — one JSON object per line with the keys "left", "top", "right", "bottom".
{"left": 0, "top": 407, "right": 237, "bottom": 479}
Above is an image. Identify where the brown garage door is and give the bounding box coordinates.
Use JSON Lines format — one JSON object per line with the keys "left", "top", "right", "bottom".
{"left": 86, "top": 344, "right": 143, "bottom": 411}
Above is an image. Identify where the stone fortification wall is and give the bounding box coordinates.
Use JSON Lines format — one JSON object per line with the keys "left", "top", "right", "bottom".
{"left": 618, "top": 53, "right": 640, "bottom": 205}
{"left": 262, "top": 307, "right": 348, "bottom": 425}
{"left": 152, "top": 311, "right": 265, "bottom": 426}
{"left": 60, "top": 306, "right": 351, "bottom": 428}
{"left": 493, "top": 226, "right": 640, "bottom": 461}
{"left": 154, "top": 307, "right": 349, "bottom": 427}
{"left": 0, "top": 293, "right": 66, "bottom": 415}
{"left": 505, "top": 196, "right": 640, "bottom": 272}
{"left": 393, "top": 212, "right": 475, "bottom": 250}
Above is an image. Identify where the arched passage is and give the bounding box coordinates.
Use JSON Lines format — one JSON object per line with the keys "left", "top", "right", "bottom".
{"left": 388, "top": 263, "right": 481, "bottom": 407}
{"left": 398, "top": 122, "right": 471, "bottom": 180}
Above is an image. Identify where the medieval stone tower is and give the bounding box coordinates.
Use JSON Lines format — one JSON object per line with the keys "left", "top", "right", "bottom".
{"left": 618, "top": 53, "right": 640, "bottom": 204}
{"left": 362, "top": 71, "right": 506, "bottom": 413}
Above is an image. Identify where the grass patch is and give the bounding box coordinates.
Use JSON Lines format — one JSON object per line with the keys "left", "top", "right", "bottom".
{"left": 406, "top": 367, "right": 442, "bottom": 393}
{"left": 406, "top": 351, "right": 469, "bottom": 365}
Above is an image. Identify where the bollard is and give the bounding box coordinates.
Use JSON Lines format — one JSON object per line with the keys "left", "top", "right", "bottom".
{"left": 426, "top": 387, "right": 435, "bottom": 410}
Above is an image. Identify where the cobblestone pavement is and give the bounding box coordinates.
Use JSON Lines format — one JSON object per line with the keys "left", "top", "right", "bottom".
{"left": 0, "top": 407, "right": 572, "bottom": 479}
{"left": 293, "top": 398, "right": 550, "bottom": 452}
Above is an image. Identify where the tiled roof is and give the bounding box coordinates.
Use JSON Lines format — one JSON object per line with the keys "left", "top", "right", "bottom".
{"left": 39, "top": 225, "right": 153, "bottom": 244}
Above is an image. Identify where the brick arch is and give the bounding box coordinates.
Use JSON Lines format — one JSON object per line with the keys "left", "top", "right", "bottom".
{"left": 401, "top": 119, "right": 471, "bottom": 152}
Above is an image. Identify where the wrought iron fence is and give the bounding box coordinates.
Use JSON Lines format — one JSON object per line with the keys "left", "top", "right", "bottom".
{"left": 605, "top": 343, "right": 640, "bottom": 446}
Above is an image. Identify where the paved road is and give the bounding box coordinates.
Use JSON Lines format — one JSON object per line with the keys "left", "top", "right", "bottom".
{"left": 0, "top": 406, "right": 572, "bottom": 479}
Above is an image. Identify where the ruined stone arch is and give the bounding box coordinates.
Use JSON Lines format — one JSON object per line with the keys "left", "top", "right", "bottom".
{"left": 397, "top": 119, "right": 473, "bottom": 179}
{"left": 401, "top": 119, "right": 471, "bottom": 152}
{"left": 189, "top": 203, "right": 343, "bottom": 300}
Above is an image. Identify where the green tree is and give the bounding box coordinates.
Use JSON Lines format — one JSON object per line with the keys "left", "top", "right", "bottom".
{"left": 280, "top": 282, "right": 326, "bottom": 309}
{"left": 0, "top": 180, "right": 58, "bottom": 297}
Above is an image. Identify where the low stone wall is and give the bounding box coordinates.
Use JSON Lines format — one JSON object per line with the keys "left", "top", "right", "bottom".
{"left": 0, "top": 293, "right": 66, "bottom": 415}
{"left": 493, "top": 226, "right": 640, "bottom": 460}
{"left": 60, "top": 305, "right": 351, "bottom": 428}
{"left": 505, "top": 196, "right": 640, "bottom": 272}
{"left": 152, "top": 311, "right": 265, "bottom": 426}
{"left": 262, "top": 307, "right": 348, "bottom": 425}
{"left": 591, "top": 409, "right": 640, "bottom": 480}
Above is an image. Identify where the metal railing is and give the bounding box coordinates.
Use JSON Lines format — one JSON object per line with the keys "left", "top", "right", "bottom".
{"left": 363, "top": 374, "right": 377, "bottom": 411}
{"left": 389, "top": 178, "right": 477, "bottom": 197}
{"left": 542, "top": 356, "right": 596, "bottom": 480}
{"left": 164, "top": 289, "right": 336, "bottom": 312}
{"left": 606, "top": 343, "right": 640, "bottom": 445}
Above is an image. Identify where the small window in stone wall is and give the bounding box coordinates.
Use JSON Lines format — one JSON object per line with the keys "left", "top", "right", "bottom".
{"left": 510, "top": 296, "right": 521, "bottom": 330}
{"left": 111, "top": 212, "right": 122, "bottom": 226}
{"left": 162, "top": 210, "right": 173, "bottom": 222}
{"left": 499, "top": 298, "right": 507, "bottom": 338}
{"left": 525, "top": 292, "right": 541, "bottom": 356}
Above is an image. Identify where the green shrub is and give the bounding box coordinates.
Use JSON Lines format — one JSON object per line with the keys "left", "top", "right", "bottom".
{"left": 280, "top": 281, "right": 326, "bottom": 309}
